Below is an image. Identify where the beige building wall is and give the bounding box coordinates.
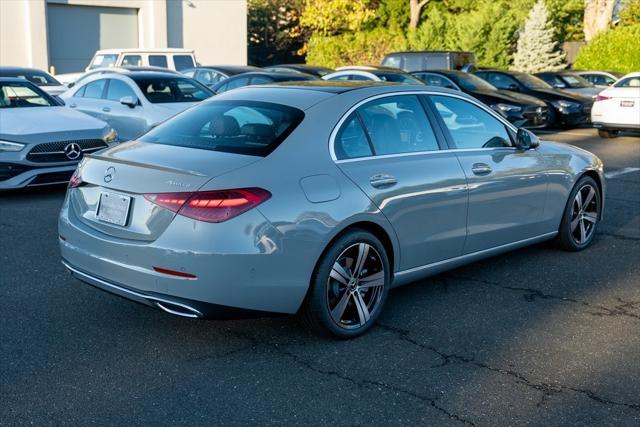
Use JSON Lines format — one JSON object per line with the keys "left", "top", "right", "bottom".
{"left": 0, "top": 0, "right": 246, "bottom": 71}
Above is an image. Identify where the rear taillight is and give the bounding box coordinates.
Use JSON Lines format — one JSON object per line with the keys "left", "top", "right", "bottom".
{"left": 595, "top": 95, "right": 610, "bottom": 102}
{"left": 68, "top": 170, "right": 83, "bottom": 188}
{"left": 144, "top": 188, "right": 271, "bottom": 223}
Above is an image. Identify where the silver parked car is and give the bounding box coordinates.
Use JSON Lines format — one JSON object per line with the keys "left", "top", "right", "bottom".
{"left": 59, "top": 72, "right": 213, "bottom": 142}
{"left": 0, "top": 78, "right": 117, "bottom": 189}
{"left": 59, "top": 82, "right": 605, "bottom": 338}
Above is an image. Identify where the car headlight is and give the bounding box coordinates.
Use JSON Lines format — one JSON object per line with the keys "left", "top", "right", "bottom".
{"left": 102, "top": 128, "right": 118, "bottom": 144}
{"left": 552, "top": 100, "right": 581, "bottom": 109}
{"left": 0, "top": 140, "right": 26, "bottom": 152}
{"left": 492, "top": 103, "right": 522, "bottom": 113}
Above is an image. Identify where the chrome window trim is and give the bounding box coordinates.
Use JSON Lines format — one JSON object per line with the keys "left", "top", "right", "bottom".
{"left": 329, "top": 90, "right": 518, "bottom": 163}
{"left": 414, "top": 73, "right": 461, "bottom": 91}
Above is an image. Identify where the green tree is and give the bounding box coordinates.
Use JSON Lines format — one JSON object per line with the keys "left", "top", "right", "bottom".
{"left": 300, "top": 0, "right": 376, "bottom": 36}
{"left": 544, "top": 0, "right": 584, "bottom": 41}
{"left": 619, "top": 0, "right": 640, "bottom": 25}
{"left": 247, "top": 0, "right": 305, "bottom": 65}
{"left": 512, "top": 0, "right": 566, "bottom": 72}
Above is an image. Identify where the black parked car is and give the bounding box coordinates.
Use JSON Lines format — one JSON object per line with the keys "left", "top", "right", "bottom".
{"left": 209, "top": 71, "right": 318, "bottom": 94}
{"left": 264, "top": 64, "right": 334, "bottom": 77}
{"left": 475, "top": 70, "right": 594, "bottom": 127}
{"left": 182, "top": 65, "right": 262, "bottom": 87}
{"left": 534, "top": 71, "right": 601, "bottom": 98}
{"left": 412, "top": 70, "right": 550, "bottom": 128}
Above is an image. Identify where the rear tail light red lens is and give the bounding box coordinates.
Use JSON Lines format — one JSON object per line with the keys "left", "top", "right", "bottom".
{"left": 595, "top": 95, "right": 610, "bottom": 102}
{"left": 68, "top": 170, "right": 83, "bottom": 188}
{"left": 144, "top": 188, "right": 271, "bottom": 223}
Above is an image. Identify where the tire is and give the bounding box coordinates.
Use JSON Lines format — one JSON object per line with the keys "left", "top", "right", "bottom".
{"left": 598, "top": 129, "right": 619, "bottom": 138}
{"left": 556, "top": 176, "right": 601, "bottom": 251}
{"left": 301, "top": 229, "right": 391, "bottom": 339}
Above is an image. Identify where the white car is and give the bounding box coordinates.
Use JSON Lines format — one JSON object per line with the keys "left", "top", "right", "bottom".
{"left": 323, "top": 67, "right": 424, "bottom": 84}
{"left": 56, "top": 48, "right": 197, "bottom": 86}
{"left": 59, "top": 71, "right": 213, "bottom": 141}
{"left": 0, "top": 67, "right": 68, "bottom": 96}
{"left": 591, "top": 72, "right": 640, "bottom": 138}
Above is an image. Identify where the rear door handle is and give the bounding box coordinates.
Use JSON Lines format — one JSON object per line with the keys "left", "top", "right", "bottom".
{"left": 102, "top": 107, "right": 111, "bottom": 112}
{"left": 370, "top": 174, "right": 397, "bottom": 188}
{"left": 471, "top": 163, "right": 492, "bottom": 176}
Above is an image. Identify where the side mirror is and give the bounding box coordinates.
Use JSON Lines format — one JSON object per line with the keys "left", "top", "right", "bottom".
{"left": 120, "top": 95, "right": 138, "bottom": 108}
{"left": 67, "top": 82, "right": 75, "bottom": 89}
{"left": 515, "top": 128, "right": 540, "bottom": 149}
{"left": 553, "top": 83, "right": 566, "bottom": 89}
{"left": 507, "top": 83, "right": 520, "bottom": 92}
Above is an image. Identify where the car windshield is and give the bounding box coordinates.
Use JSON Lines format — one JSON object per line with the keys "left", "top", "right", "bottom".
{"left": 516, "top": 73, "right": 552, "bottom": 89}
{"left": 88, "top": 54, "right": 119, "bottom": 70}
{"left": 561, "top": 74, "right": 592, "bottom": 88}
{"left": 140, "top": 101, "right": 304, "bottom": 157}
{"left": 375, "top": 72, "right": 423, "bottom": 84}
{"left": 0, "top": 70, "right": 61, "bottom": 87}
{"left": 131, "top": 76, "right": 213, "bottom": 103}
{"left": 449, "top": 73, "right": 497, "bottom": 91}
{"left": 0, "top": 82, "right": 56, "bottom": 108}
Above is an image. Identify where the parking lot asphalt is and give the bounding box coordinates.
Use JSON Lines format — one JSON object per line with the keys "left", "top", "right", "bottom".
{"left": 1, "top": 128, "right": 639, "bottom": 426}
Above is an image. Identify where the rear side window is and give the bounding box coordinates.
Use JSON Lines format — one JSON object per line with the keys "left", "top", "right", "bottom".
{"left": 173, "top": 55, "right": 195, "bottom": 71}
{"left": 334, "top": 114, "right": 373, "bottom": 160}
{"left": 615, "top": 76, "right": 640, "bottom": 87}
{"left": 122, "top": 55, "right": 142, "bottom": 66}
{"left": 149, "top": 55, "right": 168, "bottom": 68}
{"left": 357, "top": 95, "right": 439, "bottom": 155}
{"left": 479, "top": 73, "right": 518, "bottom": 90}
{"left": 140, "top": 101, "right": 304, "bottom": 157}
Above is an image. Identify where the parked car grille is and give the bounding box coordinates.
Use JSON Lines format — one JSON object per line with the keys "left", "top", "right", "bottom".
{"left": 26, "top": 139, "right": 107, "bottom": 163}
{"left": 0, "top": 163, "right": 32, "bottom": 182}
{"left": 523, "top": 106, "right": 550, "bottom": 127}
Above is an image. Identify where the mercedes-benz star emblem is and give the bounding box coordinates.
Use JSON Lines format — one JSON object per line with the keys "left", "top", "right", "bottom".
{"left": 64, "top": 143, "right": 82, "bottom": 160}
{"left": 104, "top": 166, "right": 116, "bottom": 183}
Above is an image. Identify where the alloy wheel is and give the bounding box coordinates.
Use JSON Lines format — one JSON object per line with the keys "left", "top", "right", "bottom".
{"left": 326, "top": 243, "right": 385, "bottom": 330}
{"left": 570, "top": 184, "right": 599, "bottom": 245}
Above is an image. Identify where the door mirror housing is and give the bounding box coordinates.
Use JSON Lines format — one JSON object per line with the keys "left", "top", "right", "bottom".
{"left": 515, "top": 128, "right": 540, "bottom": 149}
{"left": 120, "top": 95, "right": 138, "bottom": 108}
{"left": 553, "top": 82, "right": 566, "bottom": 89}
{"left": 507, "top": 83, "right": 520, "bottom": 92}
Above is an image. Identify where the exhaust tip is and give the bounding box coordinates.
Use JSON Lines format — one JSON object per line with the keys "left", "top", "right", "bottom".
{"left": 152, "top": 300, "right": 203, "bottom": 318}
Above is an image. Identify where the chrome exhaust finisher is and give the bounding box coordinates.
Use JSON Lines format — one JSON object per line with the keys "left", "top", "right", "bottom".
{"left": 61, "top": 259, "right": 203, "bottom": 319}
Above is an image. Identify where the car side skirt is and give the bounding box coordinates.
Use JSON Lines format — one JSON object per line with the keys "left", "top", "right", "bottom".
{"left": 392, "top": 231, "right": 558, "bottom": 287}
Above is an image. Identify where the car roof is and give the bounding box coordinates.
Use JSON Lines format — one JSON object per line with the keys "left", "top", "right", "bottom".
{"left": 209, "top": 81, "right": 460, "bottom": 110}
{"left": 95, "top": 48, "right": 193, "bottom": 54}
{"left": 196, "top": 65, "right": 262, "bottom": 74}
{"left": 0, "top": 66, "right": 50, "bottom": 74}
{"left": 227, "top": 71, "right": 316, "bottom": 79}
{"left": 0, "top": 76, "right": 39, "bottom": 83}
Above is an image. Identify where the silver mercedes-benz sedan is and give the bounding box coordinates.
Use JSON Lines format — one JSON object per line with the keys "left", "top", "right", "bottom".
{"left": 0, "top": 78, "right": 117, "bottom": 190}
{"left": 59, "top": 81, "right": 605, "bottom": 338}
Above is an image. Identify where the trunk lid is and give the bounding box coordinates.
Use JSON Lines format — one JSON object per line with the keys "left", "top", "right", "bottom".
{"left": 70, "top": 140, "right": 260, "bottom": 241}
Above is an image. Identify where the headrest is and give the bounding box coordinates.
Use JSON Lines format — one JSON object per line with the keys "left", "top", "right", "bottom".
{"left": 241, "top": 123, "right": 276, "bottom": 139}
{"left": 210, "top": 115, "right": 240, "bottom": 137}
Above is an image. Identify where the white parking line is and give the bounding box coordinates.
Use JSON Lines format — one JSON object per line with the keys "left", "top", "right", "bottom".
{"left": 605, "top": 167, "right": 640, "bottom": 179}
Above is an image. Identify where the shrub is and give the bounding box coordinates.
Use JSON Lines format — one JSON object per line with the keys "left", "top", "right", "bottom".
{"left": 574, "top": 24, "right": 640, "bottom": 73}
{"left": 305, "top": 28, "right": 406, "bottom": 68}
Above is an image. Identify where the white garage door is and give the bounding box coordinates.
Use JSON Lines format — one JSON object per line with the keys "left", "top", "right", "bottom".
{"left": 47, "top": 4, "right": 138, "bottom": 74}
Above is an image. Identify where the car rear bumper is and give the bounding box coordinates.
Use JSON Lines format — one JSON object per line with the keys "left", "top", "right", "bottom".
{"left": 593, "top": 122, "right": 640, "bottom": 130}
{"left": 58, "top": 195, "right": 315, "bottom": 316}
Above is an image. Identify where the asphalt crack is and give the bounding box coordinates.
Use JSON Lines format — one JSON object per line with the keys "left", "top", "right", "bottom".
{"left": 229, "top": 331, "right": 476, "bottom": 426}
{"left": 596, "top": 232, "right": 640, "bottom": 242}
{"left": 446, "top": 275, "right": 640, "bottom": 321}
{"left": 377, "top": 323, "right": 640, "bottom": 412}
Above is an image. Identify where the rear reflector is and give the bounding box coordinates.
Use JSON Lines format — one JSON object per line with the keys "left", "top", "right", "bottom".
{"left": 153, "top": 266, "right": 197, "bottom": 279}
{"left": 595, "top": 95, "right": 610, "bottom": 102}
{"left": 144, "top": 188, "right": 271, "bottom": 223}
{"left": 68, "top": 170, "right": 83, "bottom": 188}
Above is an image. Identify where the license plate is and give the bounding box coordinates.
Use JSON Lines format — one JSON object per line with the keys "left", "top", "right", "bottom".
{"left": 96, "top": 192, "right": 131, "bottom": 226}
{"left": 621, "top": 100, "right": 635, "bottom": 107}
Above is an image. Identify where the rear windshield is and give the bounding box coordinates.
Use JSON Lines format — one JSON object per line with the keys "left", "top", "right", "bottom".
{"left": 376, "top": 72, "right": 423, "bottom": 84}
{"left": 139, "top": 100, "right": 304, "bottom": 157}
{"left": 131, "top": 76, "right": 213, "bottom": 103}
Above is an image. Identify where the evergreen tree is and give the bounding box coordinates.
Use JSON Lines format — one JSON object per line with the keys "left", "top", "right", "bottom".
{"left": 512, "top": 0, "right": 566, "bottom": 73}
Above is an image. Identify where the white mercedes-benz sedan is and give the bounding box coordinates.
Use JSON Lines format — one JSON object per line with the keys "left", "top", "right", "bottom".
{"left": 591, "top": 72, "right": 640, "bottom": 138}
